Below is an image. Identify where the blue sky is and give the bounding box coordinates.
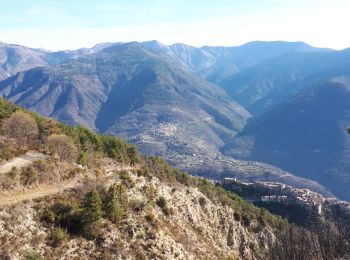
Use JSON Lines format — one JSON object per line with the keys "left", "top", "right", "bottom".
{"left": 0, "top": 0, "right": 349, "bottom": 50}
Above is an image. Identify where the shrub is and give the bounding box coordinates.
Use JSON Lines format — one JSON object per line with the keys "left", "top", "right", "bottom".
{"left": 156, "top": 196, "right": 167, "bottom": 208}
{"left": 42, "top": 208, "right": 56, "bottom": 223}
{"left": 127, "top": 145, "right": 141, "bottom": 165}
{"left": 242, "top": 214, "right": 251, "bottom": 227}
{"left": 119, "top": 170, "right": 134, "bottom": 188}
{"left": 156, "top": 196, "right": 172, "bottom": 216}
{"left": 129, "top": 199, "right": 145, "bottom": 212}
{"left": 77, "top": 152, "right": 89, "bottom": 166}
{"left": 0, "top": 98, "right": 16, "bottom": 120}
{"left": 233, "top": 212, "right": 241, "bottom": 222}
{"left": 2, "top": 111, "right": 38, "bottom": 146}
{"left": 1, "top": 167, "right": 19, "bottom": 188}
{"left": 47, "top": 134, "right": 78, "bottom": 162}
{"left": 0, "top": 136, "right": 21, "bottom": 160}
{"left": 20, "top": 166, "right": 39, "bottom": 186}
{"left": 198, "top": 197, "right": 207, "bottom": 208}
{"left": 41, "top": 201, "right": 81, "bottom": 235}
{"left": 48, "top": 227, "right": 70, "bottom": 247}
{"left": 25, "top": 251, "right": 43, "bottom": 260}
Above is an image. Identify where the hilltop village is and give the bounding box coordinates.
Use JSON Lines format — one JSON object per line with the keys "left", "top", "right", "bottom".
{"left": 222, "top": 177, "right": 350, "bottom": 215}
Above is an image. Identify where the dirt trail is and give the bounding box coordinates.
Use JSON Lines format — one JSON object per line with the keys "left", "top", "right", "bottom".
{"left": 0, "top": 151, "right": 47, "bottom": 175}
{"left": 0, "top": 163, "right": 138, "bottom": 207}
{"left": 0, "top": 180, "right": 79, "bottom": 207}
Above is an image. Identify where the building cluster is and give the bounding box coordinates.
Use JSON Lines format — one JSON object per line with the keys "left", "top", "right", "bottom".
{"left": 223, "top": 177, "right": 350, "bottom": 215}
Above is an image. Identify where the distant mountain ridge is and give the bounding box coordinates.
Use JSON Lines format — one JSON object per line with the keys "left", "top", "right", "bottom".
{"left": 0, "top": 42, "right": 249, "bottom": 166}
{"left": 0, "top": 39, "right": 330, "bottom": 83}
{"left": 0, "top": 41, "right": 123, "bottom": 81}
{"left": 225, "top": 80, "right": 350, "bottom": 200}
{"left": 141, "top": 40, "right": 330, "bottom": 85}
{"left": 0, "top": 40, "right": 332, "bottom": 194}
{"left": 220, "top": 48, "right": 350, "bottom": 115}
{"left": 2, "top": 39, "right": 348, "bottom": 198}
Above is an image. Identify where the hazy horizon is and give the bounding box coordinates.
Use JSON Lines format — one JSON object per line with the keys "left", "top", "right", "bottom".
{"left": 1, "top": 0, "right": 349, "bottom": 50}
{"left": 0, "top": 39, "right": 339, "bottom": 52}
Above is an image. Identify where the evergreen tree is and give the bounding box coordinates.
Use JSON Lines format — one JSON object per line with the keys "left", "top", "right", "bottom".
{"left": 105, "top": 184, "right": 125, "bottom": 223}
{"left": 81, "top": 188, "right": 103, "bottom": 226}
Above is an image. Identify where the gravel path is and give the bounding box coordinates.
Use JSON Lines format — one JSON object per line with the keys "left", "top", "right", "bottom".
{"left": 0, "top": 161, "right": 138, "bottom": 206}
{"left": 0, "top": 180, "right": 79, "bottom": 206}
{"left": 0, "top": 151, "right": 47, "bottom": 175}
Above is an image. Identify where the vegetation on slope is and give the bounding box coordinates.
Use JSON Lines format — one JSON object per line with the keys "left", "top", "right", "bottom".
{"left": 0, "top": 98, "right": 140, "bottom": 166}
{"left": 1, "top": 98, "right": 350, "bottom": 259}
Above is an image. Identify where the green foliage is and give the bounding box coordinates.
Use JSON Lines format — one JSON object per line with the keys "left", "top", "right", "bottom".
{"left": 48, "top": 227, "right": 70, "bottom": 247}
{"left": 0, "top": 98, "right": 16, "bottom": 121}
{"left": 233, "top": 212, "right": 241, "bottom": 221}
{"left": 156, "top": 196, "right": 167, "bottom": 208}
{"left": 41, "top": 200, "right": 82, "bottom": 235}
{"left": 42, "top": 208, "right": 56, "bottom": 223}
{"left": 25, "top": 251, "right": 43, "bottom": 260}
{"left": 119, "top": 170, "right": 134, "bottom": 188}
{"left": 242, "top": 213, "right": 251, "bottom": 227}
{"left": 20, "top": 166, "right": 39, "bottom": 186}
{"left": 81, "top": 188, "right": 104, "bottom": 226}
{"left": 0, "top": 100, "right": 141, "bottom": 165}
{"left": 127, "top": 145, "right": 141, "bottom": 165}
{"left": 77, "top": 152, "right": 89, "bottom": 166}
{"left": 156, "top": 196, "right": 172, "bottom": 216}
{"left": 1, "top": 167, "right": 19, "bottom": 188}
{"left": 59, "top": 124, "right": 141, "bottom": 164}
{"left": 104, "top": 184, "right": 126, "bottom": 223}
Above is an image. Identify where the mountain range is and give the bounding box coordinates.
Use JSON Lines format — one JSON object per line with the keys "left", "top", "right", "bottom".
{"left": 1, "top": 40, "right": 350, "bottom": 199}
{"left": 226, "top": 79, "right": 350, "bottom": 199}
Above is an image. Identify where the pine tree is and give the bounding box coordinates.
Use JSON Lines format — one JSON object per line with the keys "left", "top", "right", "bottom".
{"left": 105, "top": 184, "right": 124, "bottom": 223}
{"left": 81, "top": 188, "right": 103, "bottom": 226}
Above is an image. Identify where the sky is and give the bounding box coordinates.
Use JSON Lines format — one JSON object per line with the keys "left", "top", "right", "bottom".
{"left": 0, "top": 0, "right": 349, "bottom": 50}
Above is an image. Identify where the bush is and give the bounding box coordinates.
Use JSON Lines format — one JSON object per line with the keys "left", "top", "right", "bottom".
{"left": 156, "top": 196, "right": 167, "bottom": 208}
{"left": 1, "top": 167, "right": 19, "bottom": 188}
{"left": 20, "top": 166, "right": 39, "bottom": 186}
{"left": 41, "top": 201, "right": 81, "bottom": 235}
{"left": 25, "top": 251, "right": 43, "bottom": 260}
{"left": 0, "top": 136, "right": 22, "bottom": 160}
{"left": 242, "top": 214, "right": 251, "bottom": 227}
{"left": 77, "top": 152, "right": 89, "bottom": 166}
{"left": 48, "top": 227, "right": 69, "bottom": 247}
{"left": 156, "top": 196, "right": 172, "bottom": 216}
{"left": 0, "top": 98, "right": 16, "bottom": 120}
{"left": 2, "top": 111, "right": 38, "bottom": 146}
{"left": 233, "top": 212, "right": 241, "bottom": 221}
{"left": 47, "top": 134, "right": 78, "bottom": 162}
{"left": 198, "top": 197, "right": 207, "bottom": 208}
{"left": 119, "top": 170, "right": 134, "bottom": 188}
{"left": 42, "top": 208, "right": 56, "bottom": 223}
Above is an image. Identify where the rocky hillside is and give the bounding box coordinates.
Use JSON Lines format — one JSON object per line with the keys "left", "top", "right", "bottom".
{"left": 0, "top": 99, "right": 294, "bottom": 259}
{"left": 1, "top": 98, "right": 349, "bottom": 260}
